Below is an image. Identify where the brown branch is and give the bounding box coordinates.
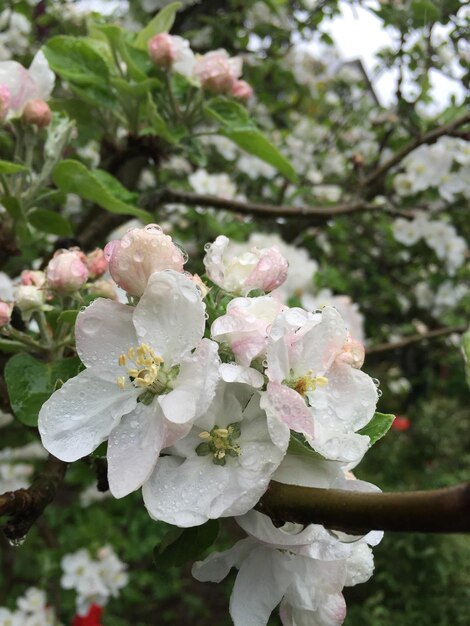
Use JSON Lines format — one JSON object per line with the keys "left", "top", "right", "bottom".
{"left": 147, "top": 188, "right": 376, "bottom": 220}
{"left": 366, "top": 324, "right": 468, "bottom": 356}
{"left": 0, "top": 455, "right": 66, "bottom": 542}
{"left": 364, "top": 111, "right": 470, "bottom": 189}
{"left": 257, "top": 481, "right": 470, "bottom": 534}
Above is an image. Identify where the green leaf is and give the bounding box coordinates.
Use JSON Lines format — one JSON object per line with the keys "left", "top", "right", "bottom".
{"left": 154, "top": 520, "right": 219, "bottom": 568}
{"left": 52, "top": 160, "right": 152, "bottom": 222}
{"left": 205, "top": 97, "right": 254, "bottom": 130}
{"left": 0, "top": 160, "right": 28, "bottom": 174}
{"left": 411, "top": 0, "right": 441, "bottom": 25}
{"left": 288, "top": 433, "right": 325, "bottom": 461}
{"left": 134, "top": 2, "right": 182, "bottom": 49}
{"left": 1, "top": 197, "right": 24, "bottom": 221}
{"left": 4, "top": 354, "right": 82, "bottom": 427}
{"left": 222, "top": 128, "right": 298, "bottom": 183}
{"left": 28, "top": 209, "right": 73, "bottom": 237}
{"left": 358, "top": 412, "right": 395, "bottom": 446}
{"left": 111, "top": 77, "right": 161, "bottom": 97}
{"left": 205, "top": 97, "right": 297, "bottom": 181}
{"left": 144, "top": 95, "right": 183, "bottom": 144}
{"left": 44, "top": 36, "right": 110, "bottom": 85}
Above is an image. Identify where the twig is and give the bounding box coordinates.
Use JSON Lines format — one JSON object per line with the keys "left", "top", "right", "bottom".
{"left": 366, "top": 324, "right": 467, "bottom": 356}
{"left": 0, "top": 455, "right": 66, "bottom": 542}
{"left": 363, "top": 111, "right": 470, "bottom": 189}
{"left": 257, "top": 481, "right": 470, "bottom": 534}
{"left": 146, "top": 188, "right": 377, "bottom": 220}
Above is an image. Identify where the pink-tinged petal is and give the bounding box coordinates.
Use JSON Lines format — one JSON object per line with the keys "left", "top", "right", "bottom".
{"left": 230, "top": 548, "right": 291, "bottom": 626}
{"left": 75, "top": 298, "right": 137, "bottom": 380}
{"left": 107, "top": 402, "right": 166, "bottom": 498}
{"left": 292, "top": 306, "right": 348, "bottom": 376}
{"left": 105, "top": 224, "right": 185, "bottom": 296}
{"left": 245, "top": 247, "right": 289, "bottom": 293}
{"left": 158, "top": 338, "right": 220, "bottom": 423}
{"left": 192, "top": 538, "right": 256, "bottom": 583}
{"left": 133, "top": 270, "right": 205, "bottom": 364}
{"left": 0, "top": 62, "right": 37, "bottom": 114}
{"left": 220, "top": 363, "right": 264, "bottom": 388}
{"left": 38, "top": 369, "right": 138, "bottom": 462}
{"left": 265, "top": 382, "right": 315, "bottom": 437}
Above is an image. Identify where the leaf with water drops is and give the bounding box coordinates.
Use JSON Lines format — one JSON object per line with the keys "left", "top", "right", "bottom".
{"left": 5, "top": 353, "right": 83, "bottom": 427}
{"left": 358, "top": 412, "right": 395, "bottom": 447}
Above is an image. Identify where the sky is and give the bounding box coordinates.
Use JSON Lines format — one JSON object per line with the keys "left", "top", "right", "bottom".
{"left": 322, "top": 1, "right": 465, "bottom": 111}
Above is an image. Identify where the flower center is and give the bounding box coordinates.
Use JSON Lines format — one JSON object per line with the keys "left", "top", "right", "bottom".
{"left": 287, "top": 370, "right": 328, "bottom": 397}
{"left": 195, "top": 423, "right": 242, "bottom": 466}
{"left": 117, "top": 344, "right": 178, "bottom": 400}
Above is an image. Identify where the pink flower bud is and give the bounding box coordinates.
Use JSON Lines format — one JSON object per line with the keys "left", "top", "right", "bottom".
{"left": 190, "top": 273, "right": 211, "bottom": 298}
{"left": 20, "top": 269, "right": 46, "bottom": 288}
{"left": 22, "top": 99, "right": 52, "bottom": 128}
{"left": 0, "top": 301, "right": 12, "bottom": 327}
{"left": 194, "top": 51, "right": 242, "bottom": 93}
{"left": 337, "top": 336, "right": 365, "bottom": 369}
{"left": 231, "top": 80, "right": 253, "bottom": 100}
{"left": 86, "top": 248, "right": 108, "bottom": 279}
{"left": 46, "top": 249, "right": 89, "bottom": 293}
{"left": 148, "top": 33, "right": 177, "bottom": 69}
{"left": 87, "top": 279, "right": 118, "bottom": 300}
{"left": 0, "top": 85, "right": 10, "bottom": 120}
{"left": 203, "top": 235, "right": 289, "bottom": 296}
{"left": 104, "top": 224, "right": 186, "bottom": 296}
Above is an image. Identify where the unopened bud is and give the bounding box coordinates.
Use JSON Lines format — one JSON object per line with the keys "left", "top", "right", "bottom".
{"left": 22, "top": 99, "right": 52, "bottom": 128}
{"left": 231, "top": 80, "right": 253, "bottom": 100}
{"left": 20, "top": 269, "right": 46, "bottom": 288}
{"left": 87, "top": 279, "right": 118, "bottom": 300}
{"left": 0, "top": 85, "right": 10, "bottom": 120}
{"left": 148, "top": 33, "right": 176, "bottom": 69}
{"left": 0, "top": 301, "right": 12, "bottom": 327}
{"left": 46, "top": 249, "right": 89, "bottom": 293}
{"left": 194, "top": 51, "right": 242, "bottom": 94}
{"left": 16, "top": 285, "right": 45, "bottom": 320}
{"left": 104, "top": 223, "right": 186, "bottom": 296}
{"left": 86, "top": 248, "right": 108, "bottom": 279}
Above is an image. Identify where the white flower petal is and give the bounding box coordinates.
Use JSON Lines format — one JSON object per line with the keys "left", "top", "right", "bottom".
{"left": 134, "top": 270, "right": 205, "bottom": 364}
{"left": 158, "top": 338, "right": 220, "bottom": 423}
{"left": 75, "top": 298, "right": 137, "bottom": 379}
{"left": 220, "top": 363, "right": 264, "bottom": 388}
{"left": 38, "top": 369, "right": 138, "bottom": 461}
{"left": 292, "top": 306, "right": 348, "bottom": 376}
{"left": 107, "top": 402, "right": 166, "bottom": 498}
{"left": 192, "top": 537, "right": 255, "bottom": 583}
{"left": 230, "top": 547, "right": 290, "bottom": 626}
{"left": 28, "top": 50, "right": 55, "bottom": 100}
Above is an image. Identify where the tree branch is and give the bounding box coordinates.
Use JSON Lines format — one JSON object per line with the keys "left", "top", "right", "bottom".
{"left": 366, "top": 324, "right": 467, "bottom": 356}
{"left": 146, "top": 188, "right": 376, "bottom": 220}
{"left": 363, "top": 111, "right": 470, "bottom": 189}
{"left": 0, "top": 455, "right": 66, "bottom": 542}
{"left": 257, "top": 481, "right": 470, "bottom": 534}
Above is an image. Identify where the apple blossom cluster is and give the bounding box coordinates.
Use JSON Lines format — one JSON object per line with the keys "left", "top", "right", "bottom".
{"left": 147, "top": 33, "right": 253, "bottom": 100}
{"left": 0, "top": 247, "right": 114, "bottom": 329}
{"left": 35, "top": 223, "right": 383, "bottom": 626}
{"left": 61, "top": 546, "right": 128, "bottom": 617}
{"left": 393, "top": 137, "right": 470, "bottom": 202}
{"left": 0, "top": 50, "right": 54, "bottom": 126}
{"left": 392, "top": 212, "right": 467, "bottom": 274}
{"left": 0, "top": 587, "right": 60, "bottom": 626}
